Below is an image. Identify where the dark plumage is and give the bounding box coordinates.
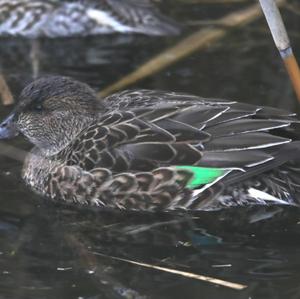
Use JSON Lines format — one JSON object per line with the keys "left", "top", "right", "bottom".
{"left": 0, "top": 76, "right": 299, "bottom": 212}
{"left": 0, "top": 0, "right": 180, "bottom": 38}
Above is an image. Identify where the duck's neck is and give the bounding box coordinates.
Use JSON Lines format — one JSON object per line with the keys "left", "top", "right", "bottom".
{"left": 22, "top": 113, "right": 100, "bottom": 194}
{"left": 22, "top": 147, "right": 59, "bottom": 196}
{"left": 36, "top": 115, "right": 95, "bottom": 157}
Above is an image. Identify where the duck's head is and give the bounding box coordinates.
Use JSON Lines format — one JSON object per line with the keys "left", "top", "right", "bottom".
{"left": 0, "top": 76, "right": 102, "bottom": 155}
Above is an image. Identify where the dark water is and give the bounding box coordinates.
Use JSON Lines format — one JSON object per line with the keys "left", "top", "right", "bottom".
{"left": 1, "top": 1, "right": 300, "bottom": 298}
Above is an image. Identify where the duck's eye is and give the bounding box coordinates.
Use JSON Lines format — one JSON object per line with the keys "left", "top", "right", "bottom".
{"left": 34, "top": 104, "right": 43, "bottom": 111}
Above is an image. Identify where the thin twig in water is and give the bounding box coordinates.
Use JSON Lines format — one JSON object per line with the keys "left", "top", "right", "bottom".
{"left": 93, "top": 252, "right": 248, "bottom": 290}
{"left": 66, "top": 235, "right": 147, "bottom": 298}
{"left": 98, "top": 0, "right": 286, "bottom": 98}
{"left": 0, "top": 75, "right": 14, "bottom": 106}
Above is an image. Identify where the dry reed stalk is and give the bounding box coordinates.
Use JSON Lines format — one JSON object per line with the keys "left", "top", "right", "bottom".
{"left": 282, "top": 53, "right": 300, "bottom": 101}
{"left": 259, "top": 0, "right": 300, "bottom": 103}
{"left": 0, "top": 75, "right": 14, "bottom": 106}
{"left": 98, "top": 0, "right": 286, "bottom": 98}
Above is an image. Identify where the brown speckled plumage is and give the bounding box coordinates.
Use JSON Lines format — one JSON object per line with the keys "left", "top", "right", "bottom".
{"left": 0, "top": 76, "right": 300, "bottom": 212}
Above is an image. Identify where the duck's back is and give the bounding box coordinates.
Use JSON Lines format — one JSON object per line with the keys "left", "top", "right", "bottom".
{"left": 48, "top": 90, "right": 300, "bottom": 211}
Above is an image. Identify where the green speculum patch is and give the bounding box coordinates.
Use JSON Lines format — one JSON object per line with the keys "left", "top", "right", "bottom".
{"left": 175, "top": 166, "right": 228, "bottom": 189}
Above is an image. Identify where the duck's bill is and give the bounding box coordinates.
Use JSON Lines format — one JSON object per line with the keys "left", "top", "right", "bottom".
{"left": 0, "top": 114, "right": 19, "bottom": 139}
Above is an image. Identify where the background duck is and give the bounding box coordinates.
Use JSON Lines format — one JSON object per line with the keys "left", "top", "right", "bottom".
{"left": 0, "top": 76, "right": 299, "bottom": 212}
{"left": 0, "top": 0, "right": 180, "bottom": 38}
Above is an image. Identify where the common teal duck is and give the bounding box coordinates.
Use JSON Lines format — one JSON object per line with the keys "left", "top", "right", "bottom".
{"left": 0, "top": 0, "right": 180, "bottom": 37}
{"left": 0, "top": 76, "right": 299, "bottom": 211}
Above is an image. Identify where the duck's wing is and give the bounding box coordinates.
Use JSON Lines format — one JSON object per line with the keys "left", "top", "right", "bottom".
{"left": 84, "top": 91, "right": 298, "bottom": 173}
{"left": 54, "top": 91, "right": 300, "bottom": 210}
{"left": 103, "top": 89, "right": 231, "bottom": 110}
